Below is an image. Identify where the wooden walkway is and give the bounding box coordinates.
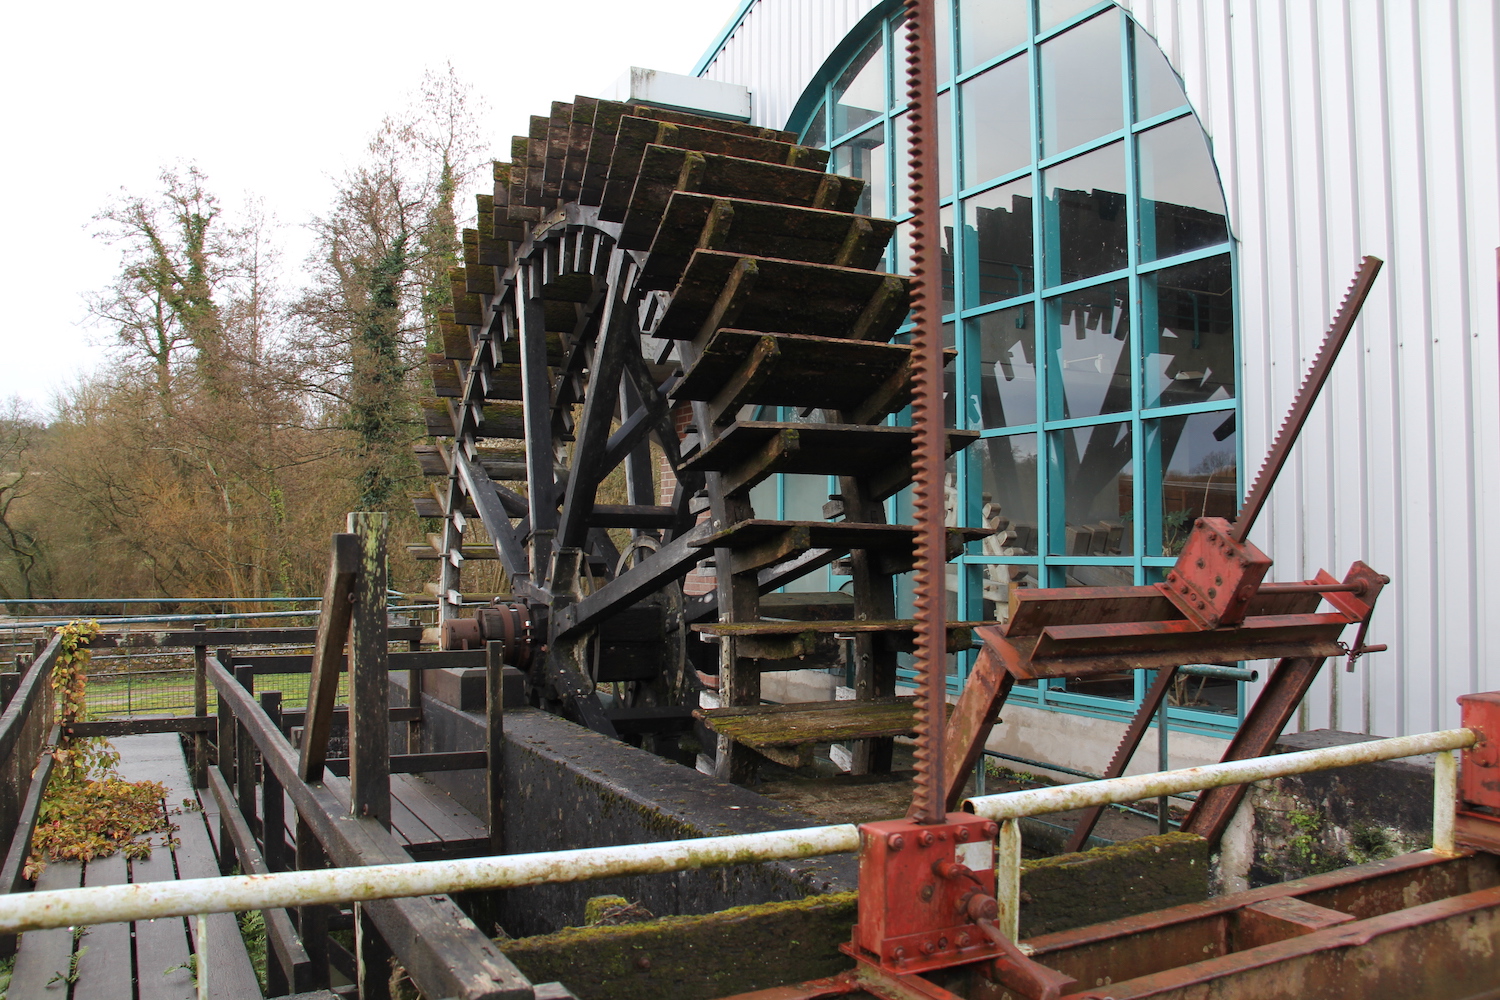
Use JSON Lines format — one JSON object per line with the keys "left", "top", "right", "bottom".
{"left": 10, "top": 733, "right": 262, "bottom": 999}
{"left": 205, "top": 773, "right": 489, "bottom": 866}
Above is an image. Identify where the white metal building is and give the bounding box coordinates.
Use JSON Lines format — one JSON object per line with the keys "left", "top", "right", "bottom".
{"left": 677, "top": 0, "right": 1499, "bottom": 771}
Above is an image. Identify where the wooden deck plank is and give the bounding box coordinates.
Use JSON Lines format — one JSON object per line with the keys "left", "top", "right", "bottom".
{"left": 11, "top": 860, "right": 83, "bottom": 998}
{"left": 321, "top": 773, "right": 437, "bottom": 847}
{"left": 390, "top": 773, "right": 488, "bottom": 844}
{"left": 157, "top": 740, "right": 264, "bottom": 1000}
{"left": 131, "top": 847, "right": 196, "bottom": 1000}
{"left": 73, "top": 853, "right": 132, "bottom": 1000}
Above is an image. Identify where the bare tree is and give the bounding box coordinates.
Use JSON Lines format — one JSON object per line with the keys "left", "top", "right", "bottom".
{"left": 296, "top": 64, "right": 489, "bottom": 511}
{"left": 0, "top": 400, "right": 50, "bottom": 599}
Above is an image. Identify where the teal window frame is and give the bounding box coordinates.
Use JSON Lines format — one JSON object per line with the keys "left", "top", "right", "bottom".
{"left": 784, "top": 0, "right": 1242, "bottom": 737}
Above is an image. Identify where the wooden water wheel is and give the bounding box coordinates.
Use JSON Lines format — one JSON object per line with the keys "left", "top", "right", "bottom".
{"left": 414, "top": 97, "right": 984, "bottom": 782}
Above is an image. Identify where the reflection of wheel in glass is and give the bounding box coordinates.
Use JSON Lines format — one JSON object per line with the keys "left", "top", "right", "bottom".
{"left": 423, "top": 96, "right": 982, "bottom": 783}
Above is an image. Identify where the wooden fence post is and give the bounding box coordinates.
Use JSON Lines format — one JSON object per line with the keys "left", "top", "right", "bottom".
{"left": 193, "top": 622, "right": 208, "bottom": 788}
{"left": 214, "top": 648, "right": 237, "bottom": 874}
{"left": 348, "top": 511, "right": 393, "bottom": 1000}
{"left": 406, "top": 616, "right": 424, "bottom": 755}
{"left": 295, "top": 530, "right": 360, "bottom": 993}
{"left": 235, "top": 665, "right": 259, "bottom": 842}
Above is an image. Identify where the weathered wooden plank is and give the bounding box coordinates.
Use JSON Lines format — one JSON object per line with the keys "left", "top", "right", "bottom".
{"left": 388, "top": 773, "right": 489, "bottom": 846}
{"left": 412, "top": 492, "right": 479, "bottom": 519}
{"left": 429, "top": 353, "right": 464, "bottom": 397}
{"left": 224, "top": 651, "right": 484, "bottom": 674}
{"left": 619, "top": 145, "right": 862, "bottom": 250}
{"left": 600, "top": 118, "right": 825, "bottom": 223}
{"left": 348, "top": 513, "right": 391, "bottom": 831}
{"left": 756, "top": 592, "right": 856, "bottom": 621}
{"left": 583, "top": 504, "right": 678, "bottom": 528}
{"left": 637, "top": 192, "right": 894, "bottom": 290}
{"left": 316, "top": 773, "right": 432, "bottom": 848}
{"left": 175, "top": 808, "right": 264, "bottom": 999}
{"left": 90, "top": 626, "right": 421, "bottom": 650}
{"left": 407, "top": 544, "right": 500, "bottom": 561}
{"left": 696, "top": 697, "right": 940, "bottom": 747}
{"left": 560, "top": 97, "right": 596, "bottom": 201}
{"left": 70, "top": 854, "right": 131, "bottom": 1000}
{"left": 653, "top": 251, "right": 910, "bottom": 342}
{"left": 673, "top": 330, "right": 920, "bottom": 420}
{"left": 296, "top": 538, "right": 360, "bottom": 779}
{"left": 523, "top": 115, "right": 549, "bottom": 207}
{"left": 70, "top": 720, "right": 217, "bottom": 748}
{"left": 131, "top": 844, "right": 196, "bottom": 1000}
{"left": 277, "top": 706, "right": 422, "bottom": 727}
{"left": 10, "top": 860, "right": 83, "bottom": 997}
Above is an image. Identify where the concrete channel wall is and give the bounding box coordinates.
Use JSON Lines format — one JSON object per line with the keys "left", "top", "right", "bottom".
{"left": 1218, "top": 728, "right": 1443, "bottom": 892}
{"left": 389, "top": 673, "right": 857, "bottom": 938}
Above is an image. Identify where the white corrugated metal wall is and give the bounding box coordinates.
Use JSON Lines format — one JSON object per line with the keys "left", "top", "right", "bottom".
{"left": 699, "top": 0, "right": 882, "bottom": 129}
{"left": 699, "top": 0, "right": 1500, "bottom": 738}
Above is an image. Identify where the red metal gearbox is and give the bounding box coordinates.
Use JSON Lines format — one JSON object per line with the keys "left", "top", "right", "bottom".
{"left": 846, "top": 813, "right": 1003, "bottom": 975}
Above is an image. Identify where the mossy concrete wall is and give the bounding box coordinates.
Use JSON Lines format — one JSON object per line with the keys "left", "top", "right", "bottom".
{"left": 390, "top": 674, "right": 857, "bottom": 938}
{"left": 1220, "top": 729, "right": 1440, "bottom": 889}
{"left": 1016, "top": 832, "right": 1208, "bottom": 937}
{"left": 500, "top": 832, "right": 1210, "bottom": 1000}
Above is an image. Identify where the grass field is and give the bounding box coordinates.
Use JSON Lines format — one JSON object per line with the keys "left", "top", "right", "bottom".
{"left": 84, "top": 667, "right": 349, "bottom": 718}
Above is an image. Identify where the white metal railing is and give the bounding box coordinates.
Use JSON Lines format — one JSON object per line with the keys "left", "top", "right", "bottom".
{"left": 0, "top": 727, "right": 1477, "bottom": 992}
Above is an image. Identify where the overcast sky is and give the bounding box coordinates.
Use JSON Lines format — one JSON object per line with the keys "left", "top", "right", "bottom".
{"left": 0, "top": 0, "right": 742, "bottom": 414}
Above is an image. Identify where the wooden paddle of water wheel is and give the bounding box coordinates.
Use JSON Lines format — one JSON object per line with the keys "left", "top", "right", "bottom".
{"left": 414, "top": 82, "right": 982, "bottom": 782}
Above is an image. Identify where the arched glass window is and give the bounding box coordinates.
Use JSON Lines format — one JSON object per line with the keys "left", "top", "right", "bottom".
{"left": 791, "top": 1, "right": 1241, "bottom": 730}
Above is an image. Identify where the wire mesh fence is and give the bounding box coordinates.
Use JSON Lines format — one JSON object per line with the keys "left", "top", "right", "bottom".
{"left": 77, "top": 651, "right": 352, "bottom": 719}
{"left": 0, "top": 605, "right": 437, "bottom": 720}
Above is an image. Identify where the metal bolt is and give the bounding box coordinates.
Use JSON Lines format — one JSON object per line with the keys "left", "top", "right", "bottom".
{"left": 889, "top": 834, "right": 905, "bottom": 852}
{"left": 920, "top": 884, "right": 935, "bottom": 902}
{"left": 1196, "top": 558, "right": 1206, "bottom": 569}
{"left": 918, "top": 831, "right": 935, "bottom": 848}
{"left": 955, "top": 827, "right": 970, "bottom": 842}
{"left": 938, "top": 937, "right": 949, "bottom": 950}
{"left": 893, "top": 947, "right": 906, "bottom": 962}
{"left": 958, "top": 932, "right": 972, "bottom": 947}
{"left": 983, "top": 821, "right": 999, "bottom": 837}
{"left": 1207, "top": 588, "right": 1217, "bottom": 599}
{"left": 922, "top": 941, "right": 937, "bottom": 955}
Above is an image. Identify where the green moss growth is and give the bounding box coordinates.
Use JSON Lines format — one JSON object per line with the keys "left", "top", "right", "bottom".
{"left": 499, "top": 832, "right": 1213, "bottom": 998}
{"left": 500, "top": 893, "right": 857, "bottom": 1000}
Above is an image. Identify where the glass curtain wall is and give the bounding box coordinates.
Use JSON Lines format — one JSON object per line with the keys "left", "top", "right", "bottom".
{"left": 790, "top": 0, "right": 1241, "bottom": 731}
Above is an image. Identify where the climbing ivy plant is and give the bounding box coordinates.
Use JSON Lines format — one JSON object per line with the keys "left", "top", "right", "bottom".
{"left": 26, "top": 621, "right": 176, "bottom": 878}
